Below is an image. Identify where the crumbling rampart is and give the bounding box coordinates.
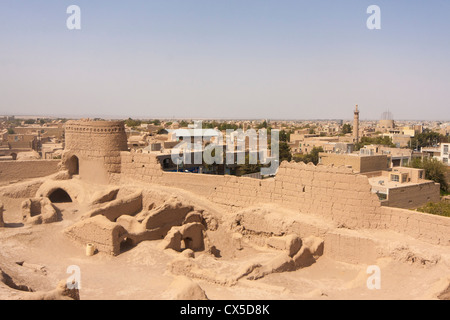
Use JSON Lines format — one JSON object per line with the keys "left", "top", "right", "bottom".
{"left": 119, "top": 152, "right": 450, "bottom": 246}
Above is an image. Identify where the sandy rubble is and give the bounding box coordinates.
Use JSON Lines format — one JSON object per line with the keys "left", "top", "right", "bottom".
{"left": 1, "top": 179, "right": 449, "bottom": 300}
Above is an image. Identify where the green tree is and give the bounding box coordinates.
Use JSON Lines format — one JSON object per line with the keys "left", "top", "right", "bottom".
{"left": 416, "top": 202, "right": 450, "bottom": 217}
{"left": 279, "top": 142, "right": 292, "bottom": 162}
{"left": 125, "top": 118, "right": 142, "bottom": 128}
{"left": 237, "top": 154, "right": 263, "bottom": 176}
{"left": 7, "top": 128, "right": 15, "bottom": 134}
{"left": 355, "top": 136, "right": 396, "bottom": 151}
{"left": 258, "top": 121, "right": 268, "bottom": 129}
{"left": 409, "top": 157, "right": 448, "bottom": 192}
{"left": 293, "top": 146, "right": 324, "bottom": 165}
{"left": 342, "top": 124, "right": 352, "bottom": 134}
{"left": 409, "top": 129, "right": 448, "bottom": 150}
{"left": 309, "top": 146, "right": 323, "bottom": 165}
{"left": 279, "top": 130, "right": 290, "bottom": 142}
{"left": 179, "top": 120, "right": 189, "bottom": 127}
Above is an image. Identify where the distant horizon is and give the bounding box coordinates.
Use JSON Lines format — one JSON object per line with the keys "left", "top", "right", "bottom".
{"left": 2, "top": 112, "right": 449, "bottom": 123}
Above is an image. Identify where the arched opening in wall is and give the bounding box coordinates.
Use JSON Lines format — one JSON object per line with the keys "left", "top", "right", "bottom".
{"left": 48, "top": 188, "right": 73, "bottom": 203}
{"left": 120, "top": 237, "right": 134, "bottom": 253}
{"left": 67, "top": 155, "right": 79, "bottom": 175}
{"left": 182, "top": 237, "right": 193, "bottom": 250}
{"left": 10, "top": 153, "right": 17, "bottom": 160}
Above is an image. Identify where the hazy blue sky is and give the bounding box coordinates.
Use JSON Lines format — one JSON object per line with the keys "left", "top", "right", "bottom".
{"left": 1, "top": 0, "right": 449, "bottom": 120}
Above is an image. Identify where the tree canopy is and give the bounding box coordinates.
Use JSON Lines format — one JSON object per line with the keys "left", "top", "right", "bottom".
{"left": 202, "top": 121, "right": 239, "bottom": 131}
{"left": 279, "top": 130, "right": 290, "bottom": 143}
{"left": 355, "top": 136, "right": 396, "bottom": 151}
{"left": 416, "top": 201, "right": 450, "bottom": 217}
{"left": 279, "top": 142, "right": 292, "bottom": 162}
{"left": 125, "top": 118, "right": 142, "bottom": 128}
{"left": 409, "top": 157, "right": 448, "bottom": 192}
{"left": 293, "top": 146, "right": 324, "bottom": 165}
{"left": 342, "top": 123, "right": 352, "bottom": 134}
{"left": 236, "top": 154, "right": 264, "bottom": 176}
{"left": 408, "top": 129, "right": 449, "bottom": 150}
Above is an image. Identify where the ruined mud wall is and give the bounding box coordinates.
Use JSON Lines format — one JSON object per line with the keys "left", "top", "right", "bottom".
{"left": 84, "top": 191, "right": 143, "bottom": 222}
{"left": 120, "top": 152, "right": 450, "bottom": 246}
{"left": 379, "top": 206, "right": 450, "bottom": 245}
{"left": 0, "top": 160, "right": 60, "bottom": 183}
{"left": 120, "top": 152, "right": 380, "bottom": 227}
{"left": 64, "top": 120, "right": 128, "bottom": 184}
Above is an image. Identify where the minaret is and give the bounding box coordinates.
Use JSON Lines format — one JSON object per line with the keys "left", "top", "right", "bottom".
{"left": 353, "top": 104, "right": 360, "bottom": 143}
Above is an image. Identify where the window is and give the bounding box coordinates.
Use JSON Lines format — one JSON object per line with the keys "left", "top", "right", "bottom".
{"left": 401, "top": 174, "right": 407, "bottom": 183}
{"left": 444, "top": 145, "right": 449, "bottom": 155}
{"left": 444, "top": 157, "right": 449, "bottom": 164}
{"left": 391, "top": 174, "right": 399, "bottom": 182}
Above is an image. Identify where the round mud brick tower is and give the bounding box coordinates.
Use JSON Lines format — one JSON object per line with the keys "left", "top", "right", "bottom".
{"left": 63, "top": 120, "right": 128, "bottom": 184}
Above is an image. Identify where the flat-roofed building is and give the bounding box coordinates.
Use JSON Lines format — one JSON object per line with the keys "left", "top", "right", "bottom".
{"left": 318, "top": 152, "right": 389, "bottom": 173}
{"left": 366, "top": 167, "right": 440, "bottom": 209}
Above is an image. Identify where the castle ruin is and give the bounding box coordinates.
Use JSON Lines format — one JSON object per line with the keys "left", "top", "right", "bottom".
{"left": 0, "top": 119, "right": 449, "bottom": 300}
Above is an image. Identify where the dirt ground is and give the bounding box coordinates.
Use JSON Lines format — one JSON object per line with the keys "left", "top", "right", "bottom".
{"left": 1, "top": 198, "right": 449, "bottom": 301}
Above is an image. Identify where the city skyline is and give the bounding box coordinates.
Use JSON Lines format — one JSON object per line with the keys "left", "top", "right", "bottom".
{"left": 1, "top": 1, "right": 450, "bottom": 120}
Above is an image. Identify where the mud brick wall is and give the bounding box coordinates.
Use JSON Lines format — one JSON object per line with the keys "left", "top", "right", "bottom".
{"left": 119, "top": 152, "right": 450, "bottom": 246}
{"left": 120, "top": 153, "right": 381, "bottom": 227}
{"left": 379, "top": 206, "right": 450, "bottom": 246}
{"left": 0, "top": 160, "right": 60, "bottom": 182}
{"left": 65, "top": 215, "right": 127, "bottom": 256}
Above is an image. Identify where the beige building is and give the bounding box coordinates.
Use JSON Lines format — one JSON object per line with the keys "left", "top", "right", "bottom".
{"left": 360, "top": 145, "right": 417, "bottom": 167}
{"left": 13, "top": 125, "right": 64, "bottom": 140}
{"left": 128, "top": 135, "right": 148, "bottom": 149}
{"left": 386, "top": 133, "right": 412, "bottom": 148}
{"left": 41, "top": 142, "right": 64, "bottom": 159}
{"left": 289, "top": 130, "right": 316, "bottom": 144}
{"left": 319, "top": 153, "right": 389, "bottom": 173}
{"left": 377, "top": 119, "right": 395, "bottom": 133}
{"left": 366, "top": 167, "right": 440, "bottom": 209}
{"left": 292, "top": 136, "right": 344, "bottom": 154}
{"left": 6, "top": 134, "right": 38, "bottom": 152}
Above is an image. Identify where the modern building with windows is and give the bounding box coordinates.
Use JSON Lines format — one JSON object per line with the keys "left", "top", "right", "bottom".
{"left": 441, "top": 143, "right": 449, "bottom": 166}
{"left": 421, "top": 143, "right": 450, "bottom": 166}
